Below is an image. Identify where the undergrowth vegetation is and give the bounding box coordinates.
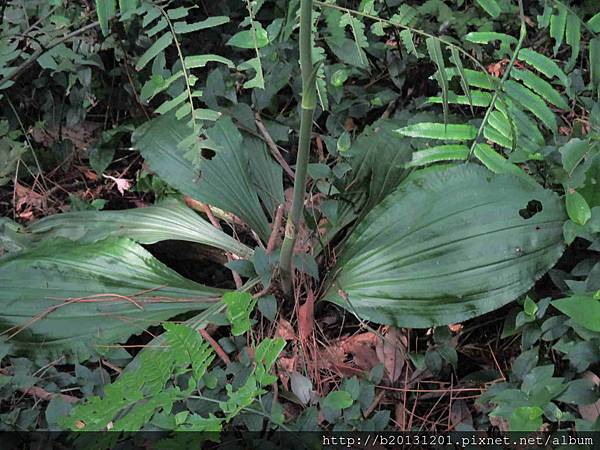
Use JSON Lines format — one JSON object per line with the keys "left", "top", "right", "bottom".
{"left": 0, "top": 0, "right": 599, "bottom": 440}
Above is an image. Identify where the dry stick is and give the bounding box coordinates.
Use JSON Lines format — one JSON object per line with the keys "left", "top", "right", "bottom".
{"left": 201, "top": 203, "right": 243, "bottom": 290}
{"left": 255, "top": 114, "right": 295, "bottom": 181}
{"left": 0, "top": 19, "right": 101, "bottom": 89}
{"left": 266, "top": 204, "right": 284, "bottom": 254}
{"left": 199, "top": 329, "right": 231, "bottom": 365}
{"left": 0, "top": 369, "right": 78, "bottom": 404}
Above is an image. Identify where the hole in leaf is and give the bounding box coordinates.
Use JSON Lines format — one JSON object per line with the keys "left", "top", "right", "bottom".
{"left": 519, "top": 200, "right": 543, "bottom": 219}
{"left": 201, "top": 148, "right": 216, "bottom": 160}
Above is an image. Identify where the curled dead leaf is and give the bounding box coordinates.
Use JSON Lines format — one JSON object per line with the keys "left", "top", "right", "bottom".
{"left": 376, "top": 327, "right": 407, "bottom": 383}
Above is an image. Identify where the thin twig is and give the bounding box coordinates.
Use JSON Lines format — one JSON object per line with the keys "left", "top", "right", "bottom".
{"left": 255, "top": 114, "right": 295, "bottom": 180}
{"left": 0, "top": 20, "right": 101, "bottom": 89}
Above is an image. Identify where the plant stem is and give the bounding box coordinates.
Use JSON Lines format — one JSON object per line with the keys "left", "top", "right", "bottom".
{"left": 279, "top": 0, "right": 316, "bottom": 295}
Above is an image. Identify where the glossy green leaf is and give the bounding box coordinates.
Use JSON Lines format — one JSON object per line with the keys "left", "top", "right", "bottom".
{"left": 136, "top": 32, "right": 173, "bottom": 71}
{"left": 509, "top": 406, "right": 543, "bottom": 431}
{"left": 473, "top": 144, "right": 524, "bottom": 176}
{"left": 476, "top": 0, "right": 501, "bottom": 18}
{"left": 465, "top": 32, "right": 517, "bottom": 46}
{"left": 550, "top": 5, "right": 567, "bottom": 55}
{"left": 426, "top": 90, "right": 491, "bottom": 107}
{"left": 589, "top": 13, "right": 600, "bottom": 33}
{"left": 503, "top": 80, "right": 557, "bottom": 134}
{"left": 510, "top": 69, "right": 568, "bottom": 110}
{"left": 560, "top": 138, "right": 589, "bottom": 176}
{"left": 174, "top": 16, "right": 230, "bottom": 34}
{"left": 396, "top": 123, "right": 477, "bottom": 141}
{"left": 23, "top": 198, "right": 253, "bottom": 258}
{"left": 95, "top": 0, "right": 116, "bottom": 36}
{"left": 552, "top": 295, "right": 600, "bottom": 332}
{"left": 325, "top": 165, "right": 565, "bottom": 327}
{"left": 406, "top": 145, "right": 468, "bottom": 168}
{"left": 224, "top": 292, "right": 257, "bottom": 336}
{"left": 566, "top": 189, "right": 591, "bottom": 225}
{"left": 132, "top": 113, "right": 273, "bottom": 240}
{"left": 440, "top": 68, "right": 497, "bottom": 90}
{"left": 565, "top": 13, "right": 581, "bottom": 72}
{"left": 321, "top": 391, "right": 353, "bottom": 410}
{"left": 449, "top": 47, "right": 473, "bottom": 110}
{"left": 0, "top": 238, "right": 223, "bottom": 361}
{"left": 184, "top": 54, "right": 234, "bottom": 69}
{"left": 227, "top": 24, "right": 269, "bottom": 49}
{"left": 590, "top": 38, "right": 600, "bottom": 92}
{"left": 517, "top": 48, "right": 568, "bottom": 86}
{"left": 426, "top": 38, "right": 449, "bottom": 122}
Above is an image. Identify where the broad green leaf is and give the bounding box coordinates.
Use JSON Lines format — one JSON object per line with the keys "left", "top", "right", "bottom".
{"left": 552, "top": 295, "right": 600, "bottom": 332}
{"left": 591, "top": 38, "right": 600, "bottom": 92}
{"left": 476, "top": 0, "right": 501, "bottom": 18}
{"left": 449, "top": 47, "right": 473, "bottom": 110}
{"left": 184, "top": 54, "right": 234, "bottom": 69}
{"left": 0, "top": 238, "right": 223, "bottom": 361}
{"left": 549, "top": 5, "right": 567, "bottom": 55}
{"left": 589, "top": 12, "right": 600, "bottom": 33}
{"left": 224, "top": 292, "right": 257, "bottom": 336}
{"left": 565, "top": 13, "right": 581, "bottom": 72}
{"left": 346, "top": 119, "right": 412, "bottom": 214}
{"left": 464, "top": 32, "right": 517, "bottom": 46}
{"left": 566, "top": 189, "right": 591, "bottom": 225}
{"left": 560, "top": 138, "right": 589, "bottom": 176}
{"left": 426, "top": 38, "right": 449, "bottom": 122}
{"left": 440, "top": 68, "right": 497, "bottom": 90}
{"left": 23, "top": 198, "right": 253, "bottom": 258}
{"left": 399, "top": 30, "right": 420, "bottom": 58}
{"left": 136, "top": 32, "right": 173, "bottom": 71}
{"left": 473, "top": 143, "right": 524, "bottom": 176}
{"left": 322, "top": 391, "right": 353, "bottom": 410}
{"left": 517, "top": 48, "right": 568, "bottom": 87}
{"left": 426, "top": 90, "right": 491, "bottom": 107}
{"left": 227, "top": 24, "right": 269, "bottom": 49}
{"left": 396, "top": 123, "right": 477, "bottom": 141}
{"left": 325, "top": 165, "right": 565, "bottom": 327}
{"left": 406, "top": 145, "right": 468, "bottom": 168}
{"left": 174, "top": 16, "right": 229, "bottom": 34}
{"left": 118, "top": 0, "right": 138, "bottom": 16}
{"left": 509, "top": 406, "right": 543, "bottom": 431}
{"left": 510, "top": 69, "right": 568, "bottom": 110}
{"left": 95, "top": 0, "right": 116, "bottom": 36}
{"left": 503, "top": 80, "right": 557, "bottom": 134}
{"left": 238, "top": 56, "right": 265, "bottom": 89}
{"left": 132, "top": 113, "right": 273, "bottom": 240}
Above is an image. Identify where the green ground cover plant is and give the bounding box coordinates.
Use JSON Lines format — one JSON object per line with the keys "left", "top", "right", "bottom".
{"left": 0, "top": 0, "right": 598, "bottom": 439}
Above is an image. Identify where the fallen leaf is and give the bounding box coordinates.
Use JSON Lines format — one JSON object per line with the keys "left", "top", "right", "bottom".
{"left": 394, "top": 402, "right": 407, "bottom": 430}
{"left": 276, "top": 318, "right": 295, "bottom": 341}
{"left": 103, "top": 174, "right": 131, "bottom": 195}
{"left": 376, "top": 327, "right": 407, "bottom": 383}
{"left": 450, "top": 400, "right": 473, "bottom": 429}
{"left": 579, "top": 372, "right": 600, "bottom": 423}
{"left": 298, "top": 290, "right": 315, "bottom": 341}
{"left": 449, "top": 323, "right": 463, "bottom": 333}
{"left": 290, "top": 371, "right": 313, "bottom": 405}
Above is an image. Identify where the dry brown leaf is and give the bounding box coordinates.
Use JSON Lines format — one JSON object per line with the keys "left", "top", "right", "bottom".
{"left": 394, "top": 402, "right": 407, "bottom": 430}
{"left": 276, "top": 318, "right": 295, "bottom": 341}
{"left": 376, "top": 327, "right": 407, "bottom": 383}
{"left": 449, "top": 400, "right": 473, "bottom": 429}
{"left": 449, "top": 323, "right": 463, "bottom": 333}
{"left": 298, "top": 290, "right": 314, "bottom": 341}
{"left": 579, "top": 371, "right": 600, "bottom": 423}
